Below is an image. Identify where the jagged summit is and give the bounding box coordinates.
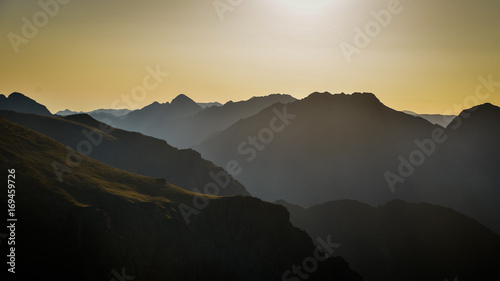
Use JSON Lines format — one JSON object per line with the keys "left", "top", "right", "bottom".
{"left": 301, "top": 92, "right": 383, "bottom": 109}
{"left": 0, "top": 92, "right": 52, "bottom": 116}
{"left": 467, "top": 102, "right": 500, "bottom": 113}
{"left": 171, "top": 94, "right": 197, "bottom": 106}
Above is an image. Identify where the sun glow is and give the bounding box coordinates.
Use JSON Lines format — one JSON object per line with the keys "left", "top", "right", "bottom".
{"left": 275, "top": 0, "right": 338, "bottom": 13}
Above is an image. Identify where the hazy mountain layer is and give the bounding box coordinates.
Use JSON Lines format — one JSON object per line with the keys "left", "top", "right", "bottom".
{"left": 93, "top": 94, "right": 297, "bottom": 148}
{"left": 403, "top": 110, "right": 456, "bottom": 127}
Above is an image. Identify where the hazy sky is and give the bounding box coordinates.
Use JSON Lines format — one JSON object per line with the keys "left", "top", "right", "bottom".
{"left": 1, "top": 0, "right": 499, "bottom": 114}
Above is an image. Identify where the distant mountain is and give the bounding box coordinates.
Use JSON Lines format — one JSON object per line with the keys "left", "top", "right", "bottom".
{"left": 196, "top": 92, "right": 438, "bottom": 206}
{"left": 0, "top": 92, "right": 52, "bottom": 116}
{"left": 56, "top": 109, "right": 81, "bottom": 116}
{"left": 0, "top": 117, "right": 362, "bottom": 281}
{"left": 90, "top": 93, "right": 297, "bottom": 149}
{"left": 196, "top": 92, "right": 500, "bottom": 233}
{"left": 277, "top": 199, "right": 500, "bottom": 281}
{"left": 106, "top": 94, "right": 203, "bottom": 133}
{"left": 149, "top": 94, "right": 297, "bottom": 148}
{"left": 403, "top": 110, "right": 455, "bottom": 127}
{"left": 198, "top": 102, "right": 222, "bottom": 108}
{"left": 56, "top": 108, "right": 132, "bottom": 117}
{"left": 0, "top": 110, "right": 249, "bottom": 196}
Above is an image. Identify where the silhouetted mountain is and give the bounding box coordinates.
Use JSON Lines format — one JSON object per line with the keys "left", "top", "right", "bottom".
{"left": 0, "top": 92, "right": 52, "bottom": 116}
{"left": 0, "top": 110, "right": 249, "bottom": 196}
{"left": 401, "top": 103, "right": 500, "bottom": 232}
{"left": 403, "top": 110, "right": 455, "bottom": 127}
{"left": 0, "top": 117, "right": 362, "bottom": 281}
{"left": 196, "top": 92, "right": 438, "bottom": 206}
{"left": 107, "top": 94, "right": 203, "bottom": 134}
{"left": 277, "top": 199, "right": 500, "bottom": 281}
{"left": 92, "top": 94, "right": 297, "bottom": 148}
{"left": 196, "top": 92, "right": 500, "bottom": 233}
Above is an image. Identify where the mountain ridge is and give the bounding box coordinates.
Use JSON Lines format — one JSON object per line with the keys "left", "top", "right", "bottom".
{"left": 277, "top": 198, "right": 500, "bottom": 281}
{"left": 0, "top": 92, "right": 52, "bottom": 116}
{"left": 0, "top": 110, "right": 249, "bottom": 197}
{"left": 0, "top": 116, "right": 362, "bottom": 280}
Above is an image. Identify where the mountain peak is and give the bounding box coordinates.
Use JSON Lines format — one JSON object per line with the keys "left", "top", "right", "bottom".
{"left": 304, "top": 92, "right": 382, "bottom": 106}
{"left": 0, "top": 92, "right": 52, "bottom": 116}
{"left": 171, "top": 94, "right": 196, "bottom": 106}
{"left": 352, "top": 91, "right": 380, "bottom": 101}
{"left": 469, "top": 102, "right": 499, "bottom": 112}
{"left": 454, "top": 102, "right": 500, "bottom": 126}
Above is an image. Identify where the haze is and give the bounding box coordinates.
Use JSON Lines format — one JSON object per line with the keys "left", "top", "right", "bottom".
{"left": 1, "top": 0, "right": 499, "bottom": 113}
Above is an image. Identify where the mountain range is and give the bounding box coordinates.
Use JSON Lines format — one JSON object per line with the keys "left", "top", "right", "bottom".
{"left": 56, "top": 108, "right": 132, "bottom": 117}
{"left": 0, "top": 110, "right": 248, "bottom": 197}
{"left": 89, "top": 93, "right": 296, "bottom": 148}
{"left": 2, "top": 90, "right": 499, "bottom": 280}
{"left": 195, "top": 92, "right": 500, "bottom": 233}
{"left": 196, "top": 92, "right": 438, "bottom": 205}
{"left": 0, "top": 116, "right": 362, "bottom": 280}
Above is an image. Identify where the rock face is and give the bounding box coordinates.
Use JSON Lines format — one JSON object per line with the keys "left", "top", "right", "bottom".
{"left": 0, "top": 92, "right": 52, "bottom": 116}
{"left": 0, "top": 110, "right": 249, "bottom": 197}
{"left": 0, "top": 117, "right": 362, "bottom": 281}
{"left": 277, "top": 199, "right": 500, "bottom": 281}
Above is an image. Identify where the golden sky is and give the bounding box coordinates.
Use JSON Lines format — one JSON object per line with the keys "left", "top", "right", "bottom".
{"left": 1, "top": 0, "right": 499, "bottom": 114}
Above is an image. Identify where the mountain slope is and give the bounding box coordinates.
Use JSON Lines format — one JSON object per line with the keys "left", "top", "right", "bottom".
{"left": 0, "top": 117, "right": 362, "bottom": 281}
{"left": 0, "top": 110, "right": 249, "bottom": 196}
{"left": 0, "top": 92, "right": 52, "bottom": 116}
{"left": 196, "top": 92, "right": 500, "bottom": 233}
{"left": 402, "top": 103, "right": 500, "bottom": 232}
{"left": 196, "top": 92, "right": 439, "bottom": 206}
{"left": 277, "top": 199, "right": 500, "bottom": 281}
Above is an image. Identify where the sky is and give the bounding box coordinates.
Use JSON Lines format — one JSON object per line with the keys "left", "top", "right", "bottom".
{"left": 1, "top": 0, "right": 499, "bottom": 114}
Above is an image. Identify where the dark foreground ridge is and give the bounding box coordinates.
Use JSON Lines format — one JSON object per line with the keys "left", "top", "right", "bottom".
{"left": 0, "top": 117, "right": 362, "bottom": 281}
